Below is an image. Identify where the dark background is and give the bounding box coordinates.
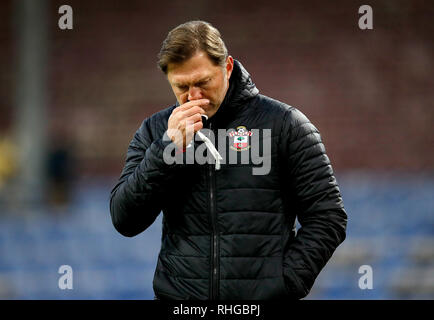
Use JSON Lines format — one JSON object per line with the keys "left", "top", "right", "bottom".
{"left": 0, "top": 0, "right": 432, "bottom": 299}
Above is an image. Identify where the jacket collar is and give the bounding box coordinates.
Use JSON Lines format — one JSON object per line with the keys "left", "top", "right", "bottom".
{"left": 222, "top": 59, "right": 259, "bottom": 107}
{"left": 209, "top": 59, "right": 259, "bottom": 126}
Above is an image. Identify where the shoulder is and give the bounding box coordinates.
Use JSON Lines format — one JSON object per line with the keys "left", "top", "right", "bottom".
{"left": 130, "top": 104, "right": 175, "bottom": 148}
{"left": 143, "top": 104, "right": 176, "bottom": 130}
{"left": 254, "top": 94, "right": 311, "bottom": 129}
{"left": 138, "top": 104, "right": 176, "bottom": 138}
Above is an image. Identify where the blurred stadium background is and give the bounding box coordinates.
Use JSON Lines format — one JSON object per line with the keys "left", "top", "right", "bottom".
{"left": 0, "top": 0, "right": 433, "bottom": 299}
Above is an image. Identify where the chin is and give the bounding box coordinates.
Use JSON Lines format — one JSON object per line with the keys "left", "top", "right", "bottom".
{"left": 206, "top": 108, "right": 217, "bottom": 119}
{"left": 203, "top": 105, "right": 213, "bottom": 115}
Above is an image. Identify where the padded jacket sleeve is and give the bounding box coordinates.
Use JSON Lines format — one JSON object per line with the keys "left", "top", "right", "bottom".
{"left": 110, "top": 117, "right": 176, "bottom": 237}
{"left": 280, "top": 107, "right": 347, "bottom": 299}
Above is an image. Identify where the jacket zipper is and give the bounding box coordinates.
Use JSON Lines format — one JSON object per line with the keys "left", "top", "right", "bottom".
{"left": 208, "top": 122, "right": 219, "bottom": 300}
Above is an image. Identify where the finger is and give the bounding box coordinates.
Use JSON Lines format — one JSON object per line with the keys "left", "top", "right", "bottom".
{"left": 185, "top": 120, "right": 203, "bottom": 134}
{"left": 184, "top": 113, "right": 203, "bottom": 125}
{"left": 178, "top": 99, "right": 210, "bottom": 111}
{"left": 193, "top": 121, "right": 203, "bottom": 133}
{"left": 182, "top": 106, "right": 206, "bottom": 118}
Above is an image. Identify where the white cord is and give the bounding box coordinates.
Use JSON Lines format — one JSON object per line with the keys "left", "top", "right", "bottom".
{"left": 196, "top": 130, "right": 223, "bottom": 170}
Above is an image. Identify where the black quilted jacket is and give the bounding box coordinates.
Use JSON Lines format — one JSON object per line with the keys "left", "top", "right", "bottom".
{"left": 110, "top": 60, "right": 347, "bottom": 300}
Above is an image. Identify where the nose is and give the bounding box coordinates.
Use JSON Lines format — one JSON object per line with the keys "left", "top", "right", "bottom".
{"left": 188, "top": 86, "right": 203, "bottom": 101}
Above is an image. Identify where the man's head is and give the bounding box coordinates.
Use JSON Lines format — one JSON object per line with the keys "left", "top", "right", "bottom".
{"left": 158, "top": 21, "right": 234, "bottom": 119}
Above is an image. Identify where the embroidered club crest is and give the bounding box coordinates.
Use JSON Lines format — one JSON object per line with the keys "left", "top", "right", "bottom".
{"left": 229, "top": 126, "right": 252, "bottom": 151}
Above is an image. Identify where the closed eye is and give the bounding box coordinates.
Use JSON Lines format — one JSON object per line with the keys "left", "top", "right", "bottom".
{"left": 196, "top": 79, "right": 210, "bottom": 87}
{"left": 174, "top": 78, "right": 211, "bottom": 91}
{"left": 176, "top": 84, "right": 188, "bottom": 91}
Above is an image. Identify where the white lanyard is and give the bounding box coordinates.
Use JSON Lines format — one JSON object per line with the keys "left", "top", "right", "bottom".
{"left": 196, "top": 130, "right": 223, "bottom": 170}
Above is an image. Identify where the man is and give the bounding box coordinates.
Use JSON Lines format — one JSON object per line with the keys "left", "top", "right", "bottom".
{"left": 110, "top": 20, "right": 347, "bottom": 300}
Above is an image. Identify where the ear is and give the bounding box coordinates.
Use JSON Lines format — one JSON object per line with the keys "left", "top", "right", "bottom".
{"left": 225, "top": 56, "right": 234, "bottom": 80}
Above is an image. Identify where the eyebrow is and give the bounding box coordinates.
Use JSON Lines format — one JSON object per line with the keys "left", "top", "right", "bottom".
{"left": 173, "top": 77, "right": 211, "bottom": 88}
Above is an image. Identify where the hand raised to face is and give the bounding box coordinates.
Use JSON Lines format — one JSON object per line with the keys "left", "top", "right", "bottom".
{"left": 167, "top": 99, "right": 209, "bottom": 150}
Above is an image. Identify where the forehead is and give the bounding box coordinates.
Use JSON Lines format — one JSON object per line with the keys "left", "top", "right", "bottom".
{"left": 167, "top": 51, "right": 222, "bottom": 85}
